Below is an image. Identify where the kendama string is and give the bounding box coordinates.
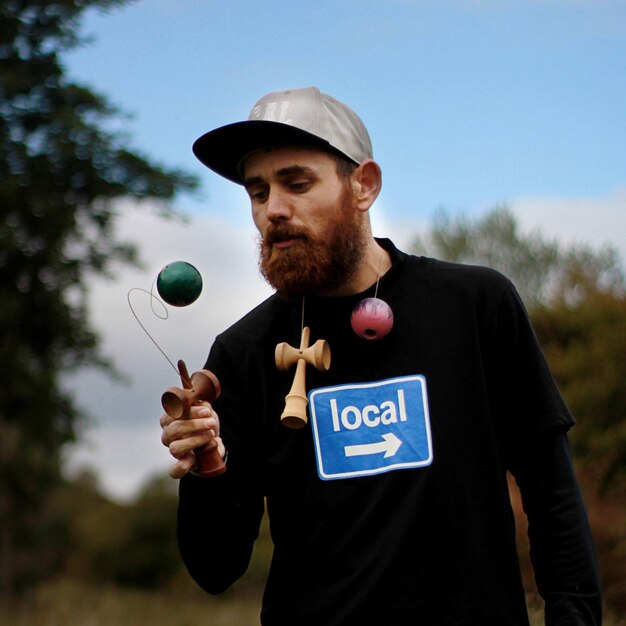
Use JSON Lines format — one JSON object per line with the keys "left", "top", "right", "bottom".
{"left": 373, "top": 247, "right": 385, "bottom": 299}
{"left": 127, "top": 285, "right": 181, "bottom": 379}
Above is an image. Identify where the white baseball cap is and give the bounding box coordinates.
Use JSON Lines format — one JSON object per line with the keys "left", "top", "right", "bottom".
{"left": 192, "top": 87, "right": 373, "bottom": 184}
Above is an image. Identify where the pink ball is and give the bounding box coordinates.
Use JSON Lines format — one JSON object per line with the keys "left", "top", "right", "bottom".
{"left": 351, "top": 297, "right": 394, "bottom": 340}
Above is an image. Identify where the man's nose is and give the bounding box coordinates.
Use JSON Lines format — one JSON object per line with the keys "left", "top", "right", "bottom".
{"left": 265, "top": 189, "right": 292, "bottom": 220}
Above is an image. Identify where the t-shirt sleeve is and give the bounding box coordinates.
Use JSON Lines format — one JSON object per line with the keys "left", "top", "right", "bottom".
{"left": 486, "top": 279, "right": 575, "bottom": 446}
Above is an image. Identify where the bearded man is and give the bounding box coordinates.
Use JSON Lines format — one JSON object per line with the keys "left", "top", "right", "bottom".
{"left": 159, "top": 87, "right": 601, "bottom": 626}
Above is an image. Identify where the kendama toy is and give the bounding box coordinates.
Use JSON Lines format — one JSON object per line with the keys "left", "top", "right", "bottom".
{"left": 161, "top": 359, "right": 226, "bottom": 478}
{"left": 129, "top": 260, "right": 225, "bottom": 478}
{"left": 275, "top": 326, "right": 331, "bottom": 429}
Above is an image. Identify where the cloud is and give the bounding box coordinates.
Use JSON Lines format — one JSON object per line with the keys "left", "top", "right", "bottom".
{"left": 510, "top": 187, "right": 626, "bottom": 263}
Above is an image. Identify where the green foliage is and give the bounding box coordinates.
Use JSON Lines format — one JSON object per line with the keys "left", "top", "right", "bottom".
{"left": 45, "top": 472, "right": 183, "bottom": 589}
{"left": 533, "top": 292, "right": 626, "bottom": 490}
{"left": 43, "top": 471, "right": 271, "bottom": 594}
{"left": 33, "top": 467, "right": 274, "bottom": 604}
{"left": 0, "top": 0, "right": 197, "bottom": 592}
{"left": 112, "top": 477, "right": 181, "bottom": 588}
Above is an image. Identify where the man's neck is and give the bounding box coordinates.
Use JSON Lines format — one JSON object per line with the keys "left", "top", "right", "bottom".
{"left": 316, "top": 238, "right": 392, "bottom": 297}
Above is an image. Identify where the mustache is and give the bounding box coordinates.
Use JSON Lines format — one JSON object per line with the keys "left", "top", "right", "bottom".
{"left": 264, "top": 223, "right": 310, "bottom": 246}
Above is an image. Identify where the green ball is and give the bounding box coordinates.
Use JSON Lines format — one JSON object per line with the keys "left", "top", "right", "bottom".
{"left": 156, "top": 261, "right": 203, "bottom": 307}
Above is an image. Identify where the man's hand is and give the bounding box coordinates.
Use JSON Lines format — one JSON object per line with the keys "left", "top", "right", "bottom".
{"left": 160, "top": 401, "right": 225, "bottom": 479}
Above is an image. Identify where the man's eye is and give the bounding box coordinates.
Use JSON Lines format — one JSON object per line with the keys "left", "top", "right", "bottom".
{"left": 250, "top": 189, "right": 268, "bottom": 202}
{"left": 290, "top": 181, "right": 310, "bottom": 192}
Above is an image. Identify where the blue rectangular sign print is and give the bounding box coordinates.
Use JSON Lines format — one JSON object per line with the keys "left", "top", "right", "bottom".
{"left": 309, "top": 375, "right": 433, "bottom": 481}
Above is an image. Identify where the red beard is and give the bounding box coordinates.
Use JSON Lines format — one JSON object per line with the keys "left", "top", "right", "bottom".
{"left": 259, "top": 191, "right": 366, "bottom": 298}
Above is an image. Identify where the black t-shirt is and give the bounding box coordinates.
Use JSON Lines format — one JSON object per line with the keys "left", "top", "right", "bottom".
{"left": 178, "top": 240, "right": 598, "bottom": 626}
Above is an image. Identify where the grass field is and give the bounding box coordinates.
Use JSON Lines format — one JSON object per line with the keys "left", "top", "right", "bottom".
{"left": 0, "top": 579, "right": 262, "bottom": 626}
{"left": 0, "top": 579, "right": 621, "bottom": 625}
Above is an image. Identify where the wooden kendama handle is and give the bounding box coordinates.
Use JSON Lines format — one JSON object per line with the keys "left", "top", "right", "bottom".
{"left": 161, "top": 360, "right": 226, "bottom": 478}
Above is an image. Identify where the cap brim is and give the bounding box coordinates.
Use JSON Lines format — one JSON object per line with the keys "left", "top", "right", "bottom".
{"left": 192, "top": 120, "right": 337, "bottom": 184}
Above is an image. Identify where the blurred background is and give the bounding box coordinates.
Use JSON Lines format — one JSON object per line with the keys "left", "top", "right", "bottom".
{"left": 1, "top": 1, "right": 624, "bottom": 624}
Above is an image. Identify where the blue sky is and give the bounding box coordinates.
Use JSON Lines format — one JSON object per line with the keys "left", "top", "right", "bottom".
{"left": 61, "top": 0, "right": 626, "bottom": 500}
{"left": 66, "top": 0, "right": 626, "bottom": 221}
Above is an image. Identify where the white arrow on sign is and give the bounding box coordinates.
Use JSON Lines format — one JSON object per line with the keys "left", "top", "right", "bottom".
{"left": 344, "top": 433, "right": 403, "bottom": 459}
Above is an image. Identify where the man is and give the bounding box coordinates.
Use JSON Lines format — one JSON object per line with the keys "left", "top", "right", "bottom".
{"left": 160, "top": 87, "right": 602, "bottom": 625}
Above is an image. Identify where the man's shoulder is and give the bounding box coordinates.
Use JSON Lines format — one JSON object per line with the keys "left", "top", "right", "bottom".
{"left": 402, "top": 250, "right": 514, "bottom": 292}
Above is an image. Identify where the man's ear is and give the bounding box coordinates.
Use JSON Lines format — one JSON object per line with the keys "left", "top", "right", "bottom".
{"left": 351, "top": 160, "right": 382, "bottom": 212}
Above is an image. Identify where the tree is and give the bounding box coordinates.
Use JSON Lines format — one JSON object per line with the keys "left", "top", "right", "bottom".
{"left": 412, "top": 205, "right": 624, "bottom": 309}
{"left": 45, "top": 472, "right": 182, "bottom": 589}
{"left": 0, "top": 0, "right": 197, "bottom": 592}
{"left": 532, "top": 291, "right": 626, "bottom": 490}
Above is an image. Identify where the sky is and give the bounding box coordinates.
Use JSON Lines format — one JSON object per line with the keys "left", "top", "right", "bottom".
{"left": 60, "top": 0, "right": 626, "bottom": 501}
